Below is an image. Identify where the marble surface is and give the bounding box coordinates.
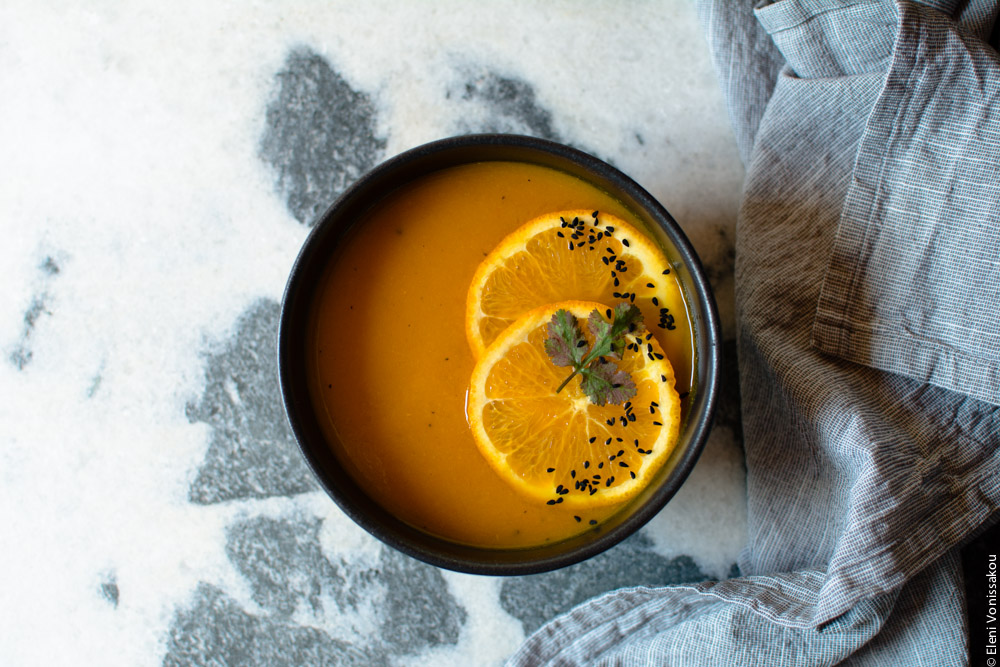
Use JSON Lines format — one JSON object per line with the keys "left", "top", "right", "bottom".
{"left": 0, "top": 2, "right": 747, "bottom": 665}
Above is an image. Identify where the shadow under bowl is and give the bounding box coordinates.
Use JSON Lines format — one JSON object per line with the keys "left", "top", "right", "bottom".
{"left": 278, "top": 134, "right": 721, "bottom": 575}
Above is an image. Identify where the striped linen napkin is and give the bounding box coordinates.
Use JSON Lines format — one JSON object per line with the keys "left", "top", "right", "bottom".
{"left": 509, "top": 1, "right": 1000, "bottom": 664}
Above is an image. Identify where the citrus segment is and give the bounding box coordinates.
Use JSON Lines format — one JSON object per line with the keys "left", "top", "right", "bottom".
{"left": 467, "top": 301, "right": 681, "bottom": 508}
{"left": 465, "top": 210, "right": 685, "bottom": 360}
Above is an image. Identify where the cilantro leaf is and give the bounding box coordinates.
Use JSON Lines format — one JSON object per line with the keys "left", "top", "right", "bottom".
{"left": 588, "top": 303, "right": 643, "bottom": 360}
{"left": 544, "top": 309, "right": 588, "bottom": 367}
{"left": 544, "top": 302, "right": 642, "bottom": 405}
{"left": 579, "top": 359, "right": 637, "bottom": 406}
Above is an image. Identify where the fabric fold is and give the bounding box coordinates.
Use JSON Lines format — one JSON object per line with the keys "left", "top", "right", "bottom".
{"left": 812, "top": 0, "right": 1000, "bottom": 407}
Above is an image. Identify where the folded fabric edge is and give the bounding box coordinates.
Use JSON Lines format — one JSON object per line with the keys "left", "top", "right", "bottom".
{"left": 811, "top": 0, "right": 1000, "bottom": 408}
{"left": 812, "top": 317, "right": 1000, "bottom": 407}
{"left": 506, "top": 578, "right": 897, "bottom": 666}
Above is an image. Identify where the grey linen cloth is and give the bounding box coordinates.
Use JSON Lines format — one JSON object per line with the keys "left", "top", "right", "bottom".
{"left": 508, "top": 1, "right": 1000, "bottom": 665}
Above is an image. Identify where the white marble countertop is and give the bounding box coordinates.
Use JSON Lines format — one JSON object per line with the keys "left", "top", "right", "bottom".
{"left": 0, "top": 2, "right": 747, "bottom": 664}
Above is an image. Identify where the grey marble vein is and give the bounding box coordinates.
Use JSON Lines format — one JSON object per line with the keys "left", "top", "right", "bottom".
{"left": 8, "top": 255, "right": 60, "bottom": 370}
{"left": 500, "top": 532, "right": 717, "bottom": 634}
{"left": 163, "top": 583, "right": 386, "bottom": 667}
{"left": 451, "top": 68, "right": 561, "bottom": 140}
{"left": 260, "top": 48, "right": 387, "bottom": 226}
{"left": 186, "top": 298, "right": 317, "bottom": 504}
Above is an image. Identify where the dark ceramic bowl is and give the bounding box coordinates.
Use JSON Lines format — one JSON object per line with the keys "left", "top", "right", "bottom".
{"left": 278, "top": 134, "right": 720, "bottom": 575}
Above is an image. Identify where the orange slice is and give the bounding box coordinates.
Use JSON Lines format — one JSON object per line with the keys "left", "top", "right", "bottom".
{"left": 467, "top": 300, "right": 681, "bottom": 508}
{"left": 465, "top": 209, "right": 682, "bottom": 360}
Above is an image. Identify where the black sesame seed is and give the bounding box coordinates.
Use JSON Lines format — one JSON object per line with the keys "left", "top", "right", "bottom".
{"left": 617, "top": 449, "right": 624, "bottom": 457}
{"left": 605, "top": 437, "right": 612, "bottom": 445}
{"left": 592, "top": 210, "right": 599, "bottom": 218}
{"left": 622, "top": 239, "right": 630, "bottom": 247}
{"left": 557, "top": 231, "right": 564, "bottom": 238}
{"left": 570, "top": 469, "right": 577, "bottom": 478}
{"left": 556, "top": 497, "right": 564, "bottom": 503}
{"left": 598, "top": 462, "right": 604, "bottom": 469}
{"left": 605, "top": 226, "right": 615, "bottom": 233}
{"left": 574, "top": 515, "right": 582, "bottom": 522}
{"left": 646, "top": 282, "right": 655, "bottom": 288}
{"left": 661, "top": 374, "right": 667, "bottom": 382}
{"left": 568, "top": 241, "right": 574, "bottom": 250}
{"left": 588, "top": 436, "right": 596, "bottom": 443}
{"left": 602, "top": 256, "right": 609, "bottom": 265}
{"left": 619, "top": 461, "right": 629, "bottom": 468}
{"left": 652, "top": 297, "right": 659, "bottom": 306}
{"left": 654, "top": 353, "right": 664, "bottom": 360}
{"left": 547, "top": 467, "right": 555, "bottom": 473}
{"left": 662, "top": 268, "right": 671, "bottom": 274}
{"left": 605, "top": 308, "right": 612, "bottom": 318}
{"left": 589, "top": 488, "right": 598, "bottom": 496}
{"left": 630, "top": 471, "right": 636, "bottom": 479}
{"left": 589, "top": 518, "right": 598, "bottom": 525}
{"left": 546, "top": 499, "right": 556, "bottom": 505}
{"left": 653, "top": 421, "right": 662, "bottom": 426}
{"left": 584, "top": 460, "right": 590, "bottom": 468}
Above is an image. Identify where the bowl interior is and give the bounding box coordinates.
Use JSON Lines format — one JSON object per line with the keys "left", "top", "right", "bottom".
{"left": 278, "top": 134, "right": 720, "bottom": 575}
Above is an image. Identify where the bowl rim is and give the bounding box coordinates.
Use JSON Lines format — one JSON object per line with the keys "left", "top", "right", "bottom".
{"left": 278, "top": 133, "right": 721, "bottom": 575}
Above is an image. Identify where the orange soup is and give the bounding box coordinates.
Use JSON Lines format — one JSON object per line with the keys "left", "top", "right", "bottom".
{"left": 307, "top": 161, "right": 694, "bottom": 548}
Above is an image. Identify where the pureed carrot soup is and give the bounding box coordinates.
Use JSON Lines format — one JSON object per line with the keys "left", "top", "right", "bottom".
{"left": 306, "top": 160, "right": 694, "bottom": 549}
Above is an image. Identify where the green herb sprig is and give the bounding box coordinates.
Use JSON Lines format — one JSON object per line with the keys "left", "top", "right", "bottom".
{"left": 544, "top": 302, "right": 644, "bottom": 406}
